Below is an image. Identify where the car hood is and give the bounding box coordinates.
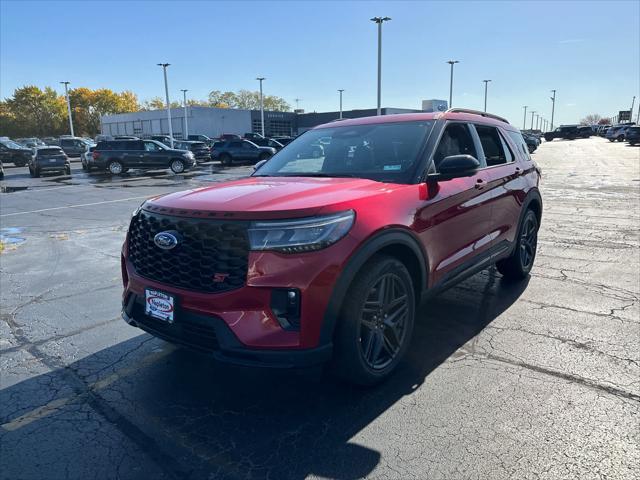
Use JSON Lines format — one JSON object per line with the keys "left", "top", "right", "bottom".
{"left": 146, "top": 176, "right": 406, "bottom": 219}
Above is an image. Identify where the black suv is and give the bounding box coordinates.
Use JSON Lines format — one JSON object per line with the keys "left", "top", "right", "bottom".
{"left": 92, "top": 139, "right": 195, "bottom": 175}
{"left": 187, "top": 134, "right": 214, "bottom": 146}
{"left": 210, "top": 140, "right": 276, "bottom": 166}
{"left": 0, "top": 138, "right": 32, "bottom": 166}
{"left": 544, "top": 125, "right": 580, "bottom": 142}
{"left": 59, "top": 137, "right": 93, "bottom": 157}
{"left": 174, "top": 141, "right": 211, "bottom": 163}
{"left": 29, "top": 146, "right": 71, "bottom": 177}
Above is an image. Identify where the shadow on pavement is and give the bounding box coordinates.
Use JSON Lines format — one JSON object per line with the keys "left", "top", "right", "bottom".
{"left": 0, "top": 268, "right": 529, "bottom": 479}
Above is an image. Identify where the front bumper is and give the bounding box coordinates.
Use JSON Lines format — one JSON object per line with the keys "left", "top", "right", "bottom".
{"left": 122, "top": 293, "right": 332, "bottom": 367}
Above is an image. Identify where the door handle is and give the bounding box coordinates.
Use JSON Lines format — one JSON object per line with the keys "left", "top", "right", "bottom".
{"left": 475, "top": 178, "right": 485, "bottom": 190}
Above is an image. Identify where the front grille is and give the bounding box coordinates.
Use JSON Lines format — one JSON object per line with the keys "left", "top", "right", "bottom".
{"left": 128, "top": 210, "right": 249, "bottom": 293}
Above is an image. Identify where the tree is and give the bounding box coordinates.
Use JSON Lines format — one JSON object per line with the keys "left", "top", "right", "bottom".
{"left": 3, "top": 86, "right": 67, "bottom": 137}
{"left": 597, "top": 118, "right": 610, "bottom": 125}
{"left": 580, "top": 114, "right": 602, "bottom": 125}
{"left": 141, "top": 97, "right": 180, "bottom": 110}
{"left": 207, "top": 89, "right": 290, "bottom": 111}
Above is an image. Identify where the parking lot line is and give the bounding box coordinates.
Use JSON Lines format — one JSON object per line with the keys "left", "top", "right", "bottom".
{"left": 0, "top": 195, "right": 154, "bottom": 217}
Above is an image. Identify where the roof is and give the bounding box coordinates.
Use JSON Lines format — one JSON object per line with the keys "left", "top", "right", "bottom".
{"left": 313, "top": 109, "right": 518, "bottom": 131}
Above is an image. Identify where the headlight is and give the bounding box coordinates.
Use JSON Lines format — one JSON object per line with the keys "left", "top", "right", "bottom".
{"left": 184, "top": 152, "right": 194, "bottom": 159}
{"left": 132, "top": 201, "right": 145, "bottom": 218}
{"left": 248, "top": 210, "right": 355, "bottom": 253}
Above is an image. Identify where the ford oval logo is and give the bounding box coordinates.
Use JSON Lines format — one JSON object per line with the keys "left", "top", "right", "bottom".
{"left": 154, "top": 231, "right": 180, "bottom": 250}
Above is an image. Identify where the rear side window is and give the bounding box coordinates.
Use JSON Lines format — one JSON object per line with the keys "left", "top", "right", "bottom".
{"left": 475, "top": 125, "right": 510, "bottom": 166}
{"left": 229, "top": 141, "right": 243, "bottom": 148}
{"left": 506, "top": 131, "right": 531, "bottom": 160}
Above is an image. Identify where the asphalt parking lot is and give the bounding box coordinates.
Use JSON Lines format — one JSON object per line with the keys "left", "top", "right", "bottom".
{"left": 1, "top": 138, "right": 639, "bottom": 480}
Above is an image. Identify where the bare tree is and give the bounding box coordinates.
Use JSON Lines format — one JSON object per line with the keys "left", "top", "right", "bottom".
{"left": 580, "top": 114, "right": 602, "bottom": 125}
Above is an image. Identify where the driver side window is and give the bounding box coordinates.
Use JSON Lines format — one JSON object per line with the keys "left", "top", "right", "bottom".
{"left": 432, "top": 123, "right": 477, "bottom": 171}
{"left": 144, "top": 141, "right": 160, "bottom": 152}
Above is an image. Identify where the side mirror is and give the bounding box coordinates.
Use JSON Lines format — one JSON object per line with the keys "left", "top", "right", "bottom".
{"left": 427, "top": 155, "right": 480, "bottom": 181}
{"left": 253, "top": 159, "right": 268, "bottom": 171}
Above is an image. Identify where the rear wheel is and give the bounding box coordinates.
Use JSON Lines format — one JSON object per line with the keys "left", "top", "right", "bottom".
{"left": 219, "top": 153, "right": 232, "bottom": 166}
{"left": 170, "top": 159, "right": 185, "bottom": 174}
{"left": 497, "top": 209, "right": 539, "bottom": 281}
{"left": 332, "top": 255, "right": 415, "bottom": 386}
{"left": 108, "top": 160, "right": 124, "bottom": 175}
{"left": 609, "top": 138, "right": 615, "bottom": 142}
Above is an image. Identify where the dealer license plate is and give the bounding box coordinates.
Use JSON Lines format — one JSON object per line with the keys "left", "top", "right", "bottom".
{"left": 145, "top": 289, "right": 175, "bottom": 323}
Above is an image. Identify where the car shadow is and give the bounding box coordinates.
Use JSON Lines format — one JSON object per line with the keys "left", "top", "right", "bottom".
{"left": 0, "top": 268, "right": 528, "bottom": 479}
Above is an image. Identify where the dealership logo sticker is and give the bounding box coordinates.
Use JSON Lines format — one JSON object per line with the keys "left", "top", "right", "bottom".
{"left": 145, "top": 289, "right": 175, "bottom": 322}
{"left": 154, "top": 231, "right": 180, "bottom": 250}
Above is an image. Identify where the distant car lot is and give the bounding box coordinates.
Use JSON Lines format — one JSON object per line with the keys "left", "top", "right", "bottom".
{"left": 0, "top": 136, "right": 638, "bottom": 479}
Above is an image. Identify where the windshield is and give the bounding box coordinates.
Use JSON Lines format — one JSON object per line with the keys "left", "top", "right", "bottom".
{"left": 1, "top": 139, "right": 25, "bottom": 149}
{"left": 254, "top": 120, "right": 434, "bottom": 183}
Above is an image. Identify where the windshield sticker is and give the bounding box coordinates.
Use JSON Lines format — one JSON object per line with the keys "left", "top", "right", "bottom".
{"left": 383, "top": 165, "right": 401, "bottom": 171}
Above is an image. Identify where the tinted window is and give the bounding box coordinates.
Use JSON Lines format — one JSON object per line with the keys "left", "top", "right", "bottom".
{"left": 144, "top": 141, "right": 162, "bottom": 151}
{"left": 475, "top": 125, "right": 508, "bottom": 166}
{"left": 433, "top": 123, "right": 477, "bottom": 170}
{"left": 37, "top": 148, "right": 64, "bottom": 156}
{"left": 507, "top": 131, "right": 531, "bottom": 160}
{"left": 60, "top": 139, "right": 72, "bottom": 146}
{"left": 229, "top": 141, "right": 243, "bottom": 148}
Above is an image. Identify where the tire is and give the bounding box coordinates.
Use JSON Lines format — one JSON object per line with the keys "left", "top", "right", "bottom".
{"left": 33, "top": 167, "right": 40, "bottom": 178}
{"left": 64, "top": 165, "right": 71, "bottom": 175}
{"left": 81, "top": 159, "right": 87, "bottom": 171}
{"left": 617, "top": 136, "right": 625, "bottom": 142}
{"left": 609, "top": 138, "right": 615, "bottom": 142}
{"left": 331, "top": 255, "right": 416, "bottom": 386}
{"left": 496, "top": 209, "right": 539, "bottom": 281}
{"left": 108, "top": 160, "right": 124, "bottom": 175}
{"left": 170, "top": 159, "right": 185, "bottom": 174}
{"left": 29, "top": 166, "right": 35, "bottom": 178}
{"left": 219, "top": 153, "right": 232, "bottom": 166}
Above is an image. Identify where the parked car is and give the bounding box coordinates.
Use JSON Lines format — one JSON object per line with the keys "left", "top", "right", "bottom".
{"left": 122, "top": 109, "right": 542, "bottom": 385}
{"left": 272, "top": 136, "right": 294, "bottom": 146}
{"left": 113, "top": 135, "right": 139, "bottom": 140}
{"left": 41, "top": 137, "right": 59, "bottom": 145}
{"left": 626, "top": 126, "right": 640, "bottom": 145}
{"left": 59, "top": 137, "right": 94, "bottom": 157}
{"left": 81, "top": 144, "right": 97, "bottom": 170}
{"left": 544, "top": 125, "right": 580, "bottom": 142}
{"left": 95, "top": 134, "right": 114, "bottom": 142}
{"left": 218, "top": 133, "right": 242, "bottom": 141}
{"left": 0, "top": 161, "right": 4, "bottom": 180}
{"left": 173, "top": 141, "right": 211, "bottom": 162}
{"left": 187, "top": 134, "right": 214, "bottom": 146}
{"left": 597, "top": 125, "right": 611, "bottom": 137}
{"left": 606, "top": 125, "right": 628, "bottom": 142}
{"left": 29, "top": 146, "right": 71, "bottom": 177}
{"left": 15, "top": 137, "right": 46, "bottom": 148}
{"left": 210, "top": 139, "right": 276, "bottom": 166}
{"left": 521, "top": 132, "right": 539, "bottom": 153}
{"left": 0, "top": 138, "right": 32, "bottom": 166}
{"left": 149, "top": 135, "right": 174, "bottom": 147}
{"left": 92, "top": 139, "right": 195, "bottom": 175}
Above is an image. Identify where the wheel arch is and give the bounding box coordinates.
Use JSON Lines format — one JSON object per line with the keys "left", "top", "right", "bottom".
{"left": 319, "top": 228, "right": 429, "bottom": 345}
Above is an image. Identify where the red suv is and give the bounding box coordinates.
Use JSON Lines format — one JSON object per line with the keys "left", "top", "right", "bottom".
{"left": 122, "top": 109, "right": 542, "bottom": 385}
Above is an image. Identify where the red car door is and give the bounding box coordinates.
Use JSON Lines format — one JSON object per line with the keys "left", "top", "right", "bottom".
{"left": 415, "top": 122, "right": 494, "bottom": 286}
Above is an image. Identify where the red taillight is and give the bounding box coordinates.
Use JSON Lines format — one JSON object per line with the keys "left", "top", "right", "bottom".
{"left": 92, "top": 151, "right": 100, "bottom": 160}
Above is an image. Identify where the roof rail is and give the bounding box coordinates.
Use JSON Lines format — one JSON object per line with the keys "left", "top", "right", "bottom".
{"left": 445, "top": 108, "right": 510, "bottom": 124}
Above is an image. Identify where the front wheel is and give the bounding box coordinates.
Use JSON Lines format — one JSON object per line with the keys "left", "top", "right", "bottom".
{"left": 609, "top": 138, "right": 615, "bottom": 142}
{"left": 617, "top": 136, "right": 625, "bottom": 142}
{"left": 331, "top": 255, "right": 415, "bottom": 386}
{"left": 170, "top": 159, "right": 185, "bottom": 174}
{"left": 496, "top": 209, "right": 539, "bottom": 281}
{"left": 64, "top": 165, "right": 71, "bottom": 175}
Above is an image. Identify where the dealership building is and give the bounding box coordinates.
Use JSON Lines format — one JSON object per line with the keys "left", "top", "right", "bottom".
{"left": 99, "top": 100, "right": 447, "bottom": 139}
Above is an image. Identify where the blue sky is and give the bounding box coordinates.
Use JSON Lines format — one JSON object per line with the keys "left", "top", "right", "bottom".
{"left": 1, "top": 0, "right": 639, "bottom": 126}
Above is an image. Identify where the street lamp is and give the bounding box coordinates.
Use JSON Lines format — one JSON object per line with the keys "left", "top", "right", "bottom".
{"left": 550, "top": 89, "right": 556, "bottom": 131}
{"left": 530, "top": 110, "right": 536, "bottom": 130}
{"left": 157, "top": 63, "right": 174, "bottom": 148}
{"left": 482, "top": 79, "right": 491, "bottom": 112}
{"left": 523, "top": 106, "right": 528, "bottom": 130}
{"left": 338, "top": 89, "right": 345, "bottom": 119}
{"left": 181, "top": 89, "right": 189, "bottom": 139}
{"left": 256, "top": 77, "right": 265, "bottom": 137}
{"left": 446, "top": 60, "right": 460, "bottom": 108}
{"left": 60, "top": 81, "right": 74, "bottom": 136}
{"left": 630, "top": 95, "right": 636, "bottom": 121}
{"left": 371, "top": 16, "right": 391, "bottom": 116}
{"left": 535, "top": 114, "right": 540, "bottom": 130}
{"left": 294, "top": 98, "right": 302, "bottom": 110}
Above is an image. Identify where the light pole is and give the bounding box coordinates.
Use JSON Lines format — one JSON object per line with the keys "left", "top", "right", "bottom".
{"left": 630, "top": 96, "right": 636, "bottom": 121}
{"left": 530, "top": 111, "right": 536, "bottom": 130}
{"left": 294, "top": 98, "right": 301, "bottom": 110}
{"left": 338, "top": 89, "right": 344, "bottom": 119}
{"left": 181, "top": 89, "right": 189, "bottom": 139}
{"left": 523, "top": 106, "right": 528, "bottom": 130}
{"left": 60, "top": 81, "right": 74, "bottom": 136}
{"left": 550, "top": 89, "right": 556, "bottom": 130}
{"left": 371, "top": 16, "right": 391, "bottom": 116}
{"left": 256, "top": 77, "right": 265, "bottom": 137}
{"left": 482, "top": 79, "right": 491, "bottom": 112}
{"left": 447, "top": 60, "right": 460, "bottom": 108}
{"left": 535, "top": 114, "right": 540, "bottom": 130}
{"left": 157, "top": 63, "right": 174, "bottom": 148}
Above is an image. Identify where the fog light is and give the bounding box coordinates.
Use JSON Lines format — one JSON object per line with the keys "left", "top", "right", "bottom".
{"left": 271, "top": 288, "right": 301, "bottom": 330}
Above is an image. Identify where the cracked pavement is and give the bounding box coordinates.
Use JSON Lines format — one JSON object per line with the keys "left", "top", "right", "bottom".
{"left": 1, "top": 139, "right": 639, "bottom": 479}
